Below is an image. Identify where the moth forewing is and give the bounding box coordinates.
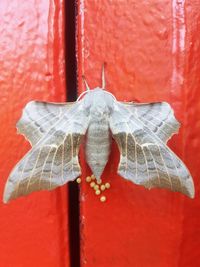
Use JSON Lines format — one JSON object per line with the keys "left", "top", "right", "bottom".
{"left": 3, "top": 101, "right": 89, "bottom": 203}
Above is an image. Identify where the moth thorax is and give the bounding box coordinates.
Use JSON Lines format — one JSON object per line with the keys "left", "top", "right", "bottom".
{"left": 85, "top": 120, "right": 112, "bottom": 179}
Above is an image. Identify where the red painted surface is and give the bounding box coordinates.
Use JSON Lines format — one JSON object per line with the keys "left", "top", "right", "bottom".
{"left": 77, "top": 0, "right": 200, "bottom": 266}
{"left": 0, "top": 1, "right": 69, "bottom": 267}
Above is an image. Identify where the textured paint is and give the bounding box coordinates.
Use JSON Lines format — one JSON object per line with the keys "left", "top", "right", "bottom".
{"left": 0, "top": 1, "right": 69, "bottom": 267}
{"left": 77, "top": 0, "right": 200, "bottom": 266}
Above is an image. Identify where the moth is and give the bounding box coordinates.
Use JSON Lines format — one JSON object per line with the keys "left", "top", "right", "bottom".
{"left": 3, "top": 66, "right": 194, "bottom": 203}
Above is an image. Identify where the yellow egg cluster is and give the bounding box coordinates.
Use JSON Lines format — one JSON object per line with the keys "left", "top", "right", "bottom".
{"left": 86, "top": 174, "right": 111, "bottom": 203}
{"left": 76, "top": 175, "right": 111, "bottom": 203}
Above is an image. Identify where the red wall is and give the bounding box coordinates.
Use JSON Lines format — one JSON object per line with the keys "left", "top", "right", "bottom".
{"left": 0, "top": 1, "right": 69, "bottom": 266}
{"left": 0, "top": 0, "right": 200, "bottom": 266}
{"left": 77, "top": 1, "right": 200, "bottom": 266}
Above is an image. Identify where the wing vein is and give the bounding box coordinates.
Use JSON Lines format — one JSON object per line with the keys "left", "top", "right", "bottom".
{"left": 70, "top": 133, "right": 74, "bottom": 177}
{"left": 168, "top": 152, "right": 183, "bottom": 191}
{"left": 26, "top": 146, "right": 43, "bottom": 192}
{"left": 147, "top": 145, "right": 161, "bottom": 186}
{"left": 39, "top": 146, "right": 54, "bottom": 189}
{"left": 157, "top": 145, "right": 173, "bottom": 189}
{"left": 49, "top": 146, "right": 59, "bottom": 189}
{"left": 141, "top": 146, "right": 151, "bottom": 188}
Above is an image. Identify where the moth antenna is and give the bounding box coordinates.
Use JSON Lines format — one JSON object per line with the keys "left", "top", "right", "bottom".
{"left": 82, "top": 75, "right": 90, "bottom": 91}
{"left": 102, "top": 63, "right": 106, "bottom": 89}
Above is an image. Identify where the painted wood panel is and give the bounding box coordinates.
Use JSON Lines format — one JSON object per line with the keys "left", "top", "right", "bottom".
{"left": 77, "top": 1, "right": 200, "bottom": 266}
{"left": 0, "top": 1, "right": 69, "bottom": 266}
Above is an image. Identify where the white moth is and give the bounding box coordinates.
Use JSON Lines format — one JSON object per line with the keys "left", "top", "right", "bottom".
{"left": 3, "top": 66, "right": 194, "bottom": 203}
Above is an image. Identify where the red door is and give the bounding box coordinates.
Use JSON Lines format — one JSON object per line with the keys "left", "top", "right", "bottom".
{"left": 0, "top": 1, "right": 200, "bottom": 267}
{"left": 77, "top": 1, "right": 200, "bottom": 266}
{"left": 0, "top": 1, "right": 69, "bottom": 266}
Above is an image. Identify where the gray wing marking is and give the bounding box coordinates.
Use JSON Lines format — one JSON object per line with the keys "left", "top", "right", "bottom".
{"left": 17, "top": 101, "right": 74, "bottom": 146}
{"left": 3, "top": 101, "right": 88, "bottom": 203}
{"left": 122, "top": 102, "right": 180, "bottom": 143}
{"left": 110, "top": 102, "right": 194, "bottom": 198}
{"left": 125, "top": 119, "right": 173, "bottom": 189}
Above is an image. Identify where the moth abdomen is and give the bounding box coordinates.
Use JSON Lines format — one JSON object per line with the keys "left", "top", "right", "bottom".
{"left": 85, "top": 119, "right": 111, "bottom": 179}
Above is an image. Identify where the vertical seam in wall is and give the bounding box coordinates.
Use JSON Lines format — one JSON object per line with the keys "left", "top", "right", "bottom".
{"left": 65, "top": 0, "right": 80, "bottom": 266}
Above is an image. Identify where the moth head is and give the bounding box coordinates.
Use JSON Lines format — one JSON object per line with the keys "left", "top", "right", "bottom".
{"left": 82, "top": 88, "right": 115, "bottom": 118}
{"left": 79, "top": 64, "right": 116, "bottom": 109}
